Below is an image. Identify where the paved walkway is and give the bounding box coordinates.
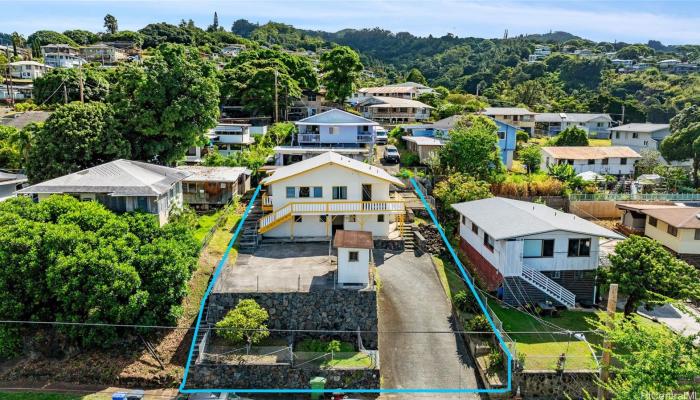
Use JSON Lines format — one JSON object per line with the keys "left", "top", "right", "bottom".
{"left": 376, "top": 249, "right": 482, "bottom": 399}
{"left": 637, "top": 303, "right": 700, "bottom": 337}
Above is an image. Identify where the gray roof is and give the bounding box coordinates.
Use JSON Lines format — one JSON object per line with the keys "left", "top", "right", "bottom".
{"left": 535, "top": 113, "right": 612, "bottom": 123}
{"left": 295, "top": 108, "right": 378, "bottom": 126}
{"left": 451, "top": 197, "right": 623, "bottom": 240}
{"left": 177, "top": 166, "right": 251, "bottom": 183}
{"left": 483, "top": 107, "right": 535, "bottom": 116}
{"left": 0, "top": 111, "right": 52, "bottom": 129}
{"left": 19, "top": 159, "right": 190, "bottom": 197}
{"left": 608, "top": 123, "right": 670, "bottom": 133}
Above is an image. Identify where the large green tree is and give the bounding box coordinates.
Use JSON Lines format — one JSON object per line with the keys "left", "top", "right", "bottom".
{"left": 552, "top": 125, "right": 589, "bottom": 146}
{"left": 438, "top": 115, "right": 502, "bottom": 179}
{"left": 215, "top": 299, "right": 270, "bottom": 348}
{"left": 26, "top": 30, "right": 77, "bottom": 47}
{"left": 433, "top": 173, "right": 492, "bottom": 211}
{"left": 659, "top": 105, "right": 700, "bottom": 187}
{"left": 0, "top": 195, "right": 199, "bottom": 351}
{"left": 63, "top": 29, "right": 99, "bottom": 45}
{"left": 405, "top": 68, "right": 428, "bottom": 85}
{"left": 33, "top": 67, "right": 109, "bottom": 105}
{"left": 108, "top": 44, "right": 220, "bottom": 163}
{"left": 605, "top": 235, "right": 700, "bottom": 315}
{"left": 104, "top": 14, "right": 118, "bottom": 34}
{"left": 320, "top": 46, "right": 363, "bottom": 104}
{"left": 26, "top": 102, "right": 130, "bottom": 182}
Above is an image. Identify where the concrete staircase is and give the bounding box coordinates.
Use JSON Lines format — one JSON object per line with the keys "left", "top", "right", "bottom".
{"left": 190, "top": 295, "right": 211, "bottom": 364}
{"left": 400, "top": 223, "right": 415, "bottom": 252}
{"left": 238, "top": 194, "right": 264, "bottom": 254}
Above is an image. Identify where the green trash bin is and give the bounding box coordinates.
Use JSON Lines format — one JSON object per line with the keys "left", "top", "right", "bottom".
{"left": 309, "top": 376, "right": 326, "bottom": 400}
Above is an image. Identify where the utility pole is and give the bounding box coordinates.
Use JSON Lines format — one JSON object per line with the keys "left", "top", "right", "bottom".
{"left": 273, "top": 69, "right": 279, "bottom": 123}
{"left": 78, "top": 61, "right": 84, "bottom": 103}
{"left": 620, "top": 104, "right": 625, "bottom": 126}
{"left": 63, "top": 82, "right": 68, "bottom": 104}
{"left": 597, "top": 283, "right": 618, "bottom": 400}
{"left": 4, "top": 48, "right": 14, "bottom": 109}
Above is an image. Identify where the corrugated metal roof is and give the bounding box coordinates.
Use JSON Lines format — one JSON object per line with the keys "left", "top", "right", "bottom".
{"left": 608, "top": 123, "right": 670, "bottom": 133}
{"left": 177, "top": 166, "right": 251, "bottom": 183}
{"left": 363, "top": 96, "right": 433, "bottom": 109}
{"left": 452, "top": 197, "right": 623, "bottom": 240}
{"left": 541, "top": 146, "right": 641, "bottom": 159}
{"left": 483, "top": 107, "right": 535, "bottom": 116}
{"left": 261, "top": 151, "right": 404, "bottom": 187}
{"left": 295, "top": 108, "right": 377, "bottom": 126}
{"left": 333, "top": 230, "right": 374, "bottom": 249}
{"left": 19, "top": 160, "right": 190, "bottom": 197}
{"left": 642, "top": 207, "right": 700, "bottom": 229}
{"left": 535, "top": 113, "right": 612, "bottom": 123}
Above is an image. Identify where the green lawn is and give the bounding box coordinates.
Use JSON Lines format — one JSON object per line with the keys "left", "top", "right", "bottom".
{"left": 192, "top": 209, "right": 225, "bottom": 243}
{"left": 589, "top": 138, "right": 612, "bottom": 147}
{"left": 322, "top": 352, "right": 374, "bottom": 369}
{"left": 488, "top": 300, "right": 666, "bottom": 371}
{"left": 432, "top": 255, "right": 468, "bottom": 300}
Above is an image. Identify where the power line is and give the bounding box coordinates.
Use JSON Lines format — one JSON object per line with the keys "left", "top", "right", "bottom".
{"left": 0, "top": 319, "right": 597, "bottom": 335}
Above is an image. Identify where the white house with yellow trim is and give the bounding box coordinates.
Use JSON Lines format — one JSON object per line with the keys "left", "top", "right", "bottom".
{"left": 259, "top": 152, "right": 405, "bottom": 239}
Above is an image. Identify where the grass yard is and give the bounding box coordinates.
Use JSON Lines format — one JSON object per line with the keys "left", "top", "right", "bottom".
{"left": 488, "top": 300, "right": 667, "bottom": 371}
{"left": 432, "top": 255, "right": 469, "bottom": 300}
{"left": 192, "top": 209, "right": 225, "bottom": 243}
{"left": 589, "top": 138, "right": 612, "bottom": 147}
{"left": 322, "top": 352, "right": 374, "bottom": 369}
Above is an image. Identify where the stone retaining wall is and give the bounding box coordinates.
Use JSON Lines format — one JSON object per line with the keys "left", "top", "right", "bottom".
{"left": 374, "top": 238, "right": 404, "bottom": 252}
{"left": 188, "top": 363, "right": 379, "bottom": 390}
{"left": 208, "top": 290, "right": 378, "bottom": 348}
{"left": 515, "top": 370, "right": 597, "bottom": 398}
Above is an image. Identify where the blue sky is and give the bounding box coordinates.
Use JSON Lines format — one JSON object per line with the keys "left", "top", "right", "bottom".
{"left": 2, "top": 0, "right": 700, "bottom": 44}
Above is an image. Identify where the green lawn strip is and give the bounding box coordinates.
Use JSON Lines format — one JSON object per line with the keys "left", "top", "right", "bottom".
{"left": 207, "top": 212, "right": 242, "bottom": 256}
{"left": 296, "top": 339, "right": 354, "bottom": 352}
{"left": 322, "top": 353, "right": 373, "bottom": 369}
{"left": 0, "top": 393, "right": 84, "bottom": 400}
{"left": 589, "top": 138, "right": 612, "bottom": 147}
{"left": 431, "top": 255, "right": 468, "bottom": 300}
{"left": 192, "top": 209, "right": 224, "bottom": 243}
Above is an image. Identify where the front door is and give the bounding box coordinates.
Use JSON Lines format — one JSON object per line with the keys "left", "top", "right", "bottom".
{"left": 362, "top": 184, "right": 372, "bottom": 201}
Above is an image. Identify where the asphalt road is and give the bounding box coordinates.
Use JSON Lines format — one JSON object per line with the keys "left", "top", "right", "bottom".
{"left": 376, "top": 250, "right": 483, "bottom": 399}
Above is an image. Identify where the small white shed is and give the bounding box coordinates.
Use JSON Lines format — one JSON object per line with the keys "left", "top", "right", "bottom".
{"left": 333, "top": 230, "right": 373, "bottom": 286}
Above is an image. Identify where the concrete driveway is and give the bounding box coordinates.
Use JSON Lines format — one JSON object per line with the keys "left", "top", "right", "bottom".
{"left": 376, "top": 250, "right": 482, "bottom": 399}
{"left": 374, "top": 144, "right": 401, "bottom": 175}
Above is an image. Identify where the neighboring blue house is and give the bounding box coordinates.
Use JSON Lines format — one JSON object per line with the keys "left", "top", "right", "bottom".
{"left": 401, "top": 115, "right": 517, "bottom": 169}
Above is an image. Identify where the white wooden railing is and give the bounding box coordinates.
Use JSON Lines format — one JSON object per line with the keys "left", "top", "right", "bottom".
{"left": 521, "top": 266, "right": 576, "bottom": 308}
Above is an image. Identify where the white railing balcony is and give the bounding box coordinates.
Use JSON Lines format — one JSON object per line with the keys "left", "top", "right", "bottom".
{"left": 298, "top": 134, "right": 321, "bottom": 143}
{"left": 357, "top": 134, "right": 374, "bottom": 143}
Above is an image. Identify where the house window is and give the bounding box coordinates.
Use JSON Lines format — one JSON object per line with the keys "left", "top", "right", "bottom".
{"left": 483, "top": 233, "right": 494, "bottom": 252}
{"left": 602, "top": 158, "right": 609, "bottom": 165}
{"left": 695, "top": 229, "right": 700, "bottom": 240}
{"left": 632, "top": 132, "right": 638, "bottom": 138}
{"left": 348, "top": 215, "right": 357, "bottom": 223}
{"left": 649, "top": 216, "right": 658, "bottom": 227}
{"left": 294, "top": 215, "right": 303, "bottom": 223}
{"left": 471, "top": 223, "right": 478, "bottom": 235}
{"left": 620, "top": 158, "right": 627, "bottom": 165}
{"left": 588, "top": 159, "right": 595, "bottom": 165}
{"left": 461, "top": 216, "right": 466, "bottom": 225}
{"left": 523, "top": 239, "right": 555, "bottom": 258}
{"left": 313, "top": 187, "right": 323, "bottom": 198}
{"left": 286, "top": 187, "right": 296, "bottom": 198}
{"left": 667, "top": 225, "right": 678, "bottom": 237}
{"left": 349, "top": 251, "right": 359, "bottom": 262}
{"left": 332, "top": 186, "right": 347, "bottom": 199}
{"left": 568, "top": 238, "right": 591, "bottom": 257}
{"left": 497, "top": 131, "right": 506, "bottom": 140}
{"left": 378, "top": 214, "right": 385, "bottom": 222}
{"left": 615, "top": 132, "right": 620, "bottom": 139}
{"left": 329, "top": 126, "right": 339, "bottom": 134}
{"left": 551, "top": 271, "right": 561, "bottom": 279}
{"left": 320, "top": 215, "right": 327, "bottom": 223}
{"left": 298, "top": 187, "right": 310, "bottom": 198}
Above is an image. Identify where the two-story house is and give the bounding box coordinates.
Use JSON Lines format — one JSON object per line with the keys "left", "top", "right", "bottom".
{"left": 617, "top": 203, "right": 700, "bottom": 267}
{"left": 18, "top": 160, "right": 189, "bottom": 226}
{"left": 348, "top": 82, "right": 433, "bottom": 105}
{"left": 535, "top": 113, "right": 613, "bottom": 138}
{"left": 540, "top": 146, "right": 641, "bottom": 176}
{"left": 259, "top": 152, "right": 405, "bottom": 239}
{"left": 609, "top": 123, "right": 671, "bottom": 153}
{"left": 178, "top": 166, "right": 251, "bottom": 211}
{"left": 401, "top": 115, "right": 517, "bottom": 168}
{"left": 273, "top": 109, "right": 378, "bottom": 166}
{"left": 481, "top": 107, "right": 536, "bottom": 135}
{"left": 41, "top": 44, "right": 85, "bottom": 68}
{"left": 79, "top": 43, "right": 127, "bottom": 64}
{"left": 0, "top": 171, "right": 27, "bottom": 202}
{"left": 210, "top": 122, "right": 255, "bottom": 156}
{"left": 221, "top": 43, "right": 246, "bottom": 57}
{"left": 9, "top": 61, "right": 52, "bottom": 80}
{"left": 454, "top": 197, "right": 623, "bottom": 308}
{"left": 356, "top": 96, "right": 433, "bottom": 124}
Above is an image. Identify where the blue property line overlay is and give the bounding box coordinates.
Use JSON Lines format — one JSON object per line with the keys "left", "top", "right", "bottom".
{"left": 179, "top": 179, "right": 512, "bottom": 394}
